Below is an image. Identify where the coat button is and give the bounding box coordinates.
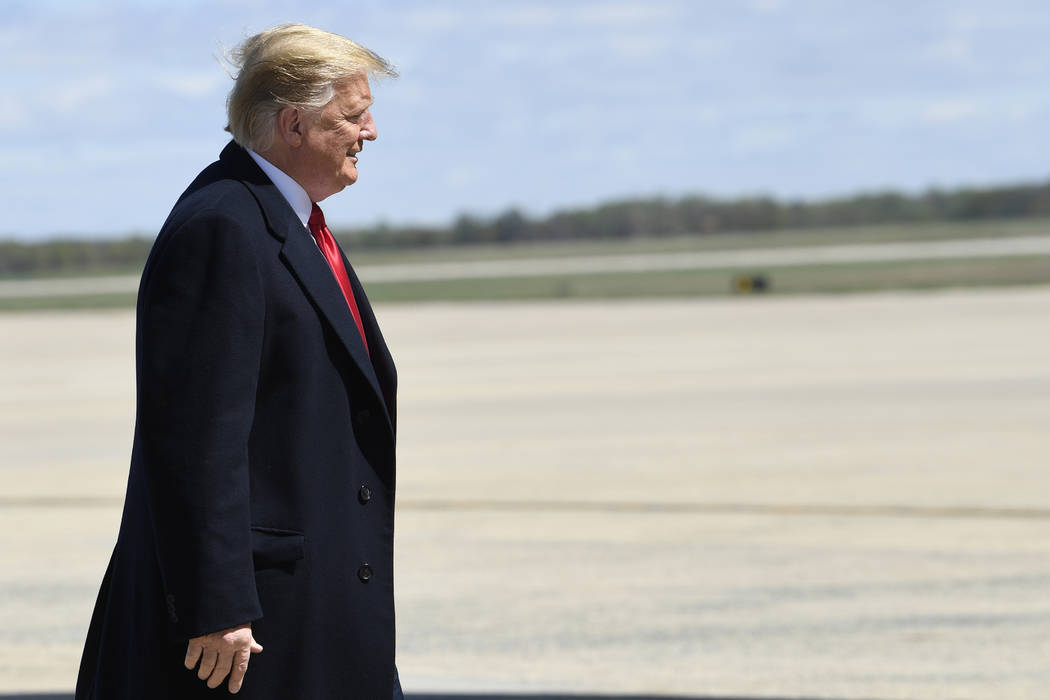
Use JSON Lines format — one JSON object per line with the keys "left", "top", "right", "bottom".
{"left": 358, "top": 485, "right": 372, "bottom": 504}
{"left": 357, "top": 564, "right": 373, "bottom": 583}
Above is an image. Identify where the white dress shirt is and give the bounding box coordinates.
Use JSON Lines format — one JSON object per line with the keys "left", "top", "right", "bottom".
{"left": 246, "top": 148, "right": 314, "bottom": 232}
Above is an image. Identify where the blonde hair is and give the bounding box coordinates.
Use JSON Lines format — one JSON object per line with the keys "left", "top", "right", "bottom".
{"left": 225, "top": 24, "right": 397, "bottom": 151}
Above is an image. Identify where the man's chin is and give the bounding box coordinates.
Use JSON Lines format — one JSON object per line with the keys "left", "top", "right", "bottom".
{"left": 315, "top": 180, "right": 354, "bottom": 202}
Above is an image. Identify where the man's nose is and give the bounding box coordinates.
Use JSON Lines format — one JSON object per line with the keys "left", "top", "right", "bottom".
{"left": 361, "top": 112, "right": 378, "bottom": 141}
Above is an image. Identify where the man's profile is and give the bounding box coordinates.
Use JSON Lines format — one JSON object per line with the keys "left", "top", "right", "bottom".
{"left": 75, "top": 24, "right": 403, "bottom": 699}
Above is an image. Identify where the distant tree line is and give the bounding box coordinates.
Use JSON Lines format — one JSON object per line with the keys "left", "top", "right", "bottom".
{"left": 0, "top": 237, "right": 155, "bottom": 278}
{"left": 344, "top": 179, "right": 1050, "bottom": 248}
{"left": 2, "top": 179, "right": 1049, "bottom": 277}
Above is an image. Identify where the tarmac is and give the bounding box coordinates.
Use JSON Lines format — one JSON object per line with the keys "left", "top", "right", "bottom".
{"left": 2, "top": 287, "right": 1049, "bottom": 699}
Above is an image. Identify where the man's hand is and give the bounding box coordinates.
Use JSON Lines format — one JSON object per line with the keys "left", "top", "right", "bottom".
{"left": 184, "top": 622, "right": 263, "bottom": 694}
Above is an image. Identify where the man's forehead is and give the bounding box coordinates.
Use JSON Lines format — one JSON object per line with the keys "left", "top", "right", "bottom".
{"left": 332, "top": 75, "right": 373, "bottom": 105}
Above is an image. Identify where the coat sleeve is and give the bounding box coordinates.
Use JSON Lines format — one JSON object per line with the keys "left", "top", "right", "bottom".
{"left": 136, "top": 207, "right": 265, "bottom": 640}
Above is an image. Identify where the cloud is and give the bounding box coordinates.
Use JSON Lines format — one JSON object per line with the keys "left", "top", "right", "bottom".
{"left": 479, "top": 1, "right": 684, "bottom": 29}
{"left": 157, "top": 71, "right": 226, "bottom": 98}
{"left": 924, "top": 37, "right": 973, "bottom": 66}
{"left": 403, "top": 6, "right": 465, "bottom": 32}
{"left": 484, "top": 5, "right": 559, "bottom": 27}
{"left": 53, "top": 75, "right": 116, "bottom": 115}
{"left": 0, "top": 96, "right": 30, "bottom": 131}
{"left": 0, "top": 137, "right": 225, "bottom": 174}
{"left": 607, "top": 34, "right": 670, "bottom": 60}
{"left": 570, "top": 2, "right": 683, "bottom": 25}
{"left": 920, "top": 99, "right": 978, "bottom": 124}
{"left": 747, "top": 0, "right": 789, "bottom": 13}
{"left": 443, "top": 165, "right": 482, "bottom": 188}
{"left": 731, "top": 125, "right": 798, "bottom": 154}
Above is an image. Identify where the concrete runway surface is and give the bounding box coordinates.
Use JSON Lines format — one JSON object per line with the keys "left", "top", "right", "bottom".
{"left": 1, "top": 288, "right": 1049, "bottom": 698}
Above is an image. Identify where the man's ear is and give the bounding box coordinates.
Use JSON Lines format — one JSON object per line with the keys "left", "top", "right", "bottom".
{"left": 276, "top": 107, "right": 305, "bottom": 147}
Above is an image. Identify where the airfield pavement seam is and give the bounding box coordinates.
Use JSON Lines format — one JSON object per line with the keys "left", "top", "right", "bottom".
{"left": 3, "top": 495, "right": 1049, "bottom": 521}
{"left": 0, "top": 694, "right": 884, "bottom": 700}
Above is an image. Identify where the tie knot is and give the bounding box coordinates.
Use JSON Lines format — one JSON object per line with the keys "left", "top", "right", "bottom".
{"left": 308, "top": 203, "right": 326, "bottom": 233}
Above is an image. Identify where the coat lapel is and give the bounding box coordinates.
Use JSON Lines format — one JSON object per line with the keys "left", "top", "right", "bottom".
{"left": 279, "top": 231, "right": 389, "bottom": 418}
{"left": 222, "top": 142, "right": 394, "bottom": 437}
{"left": 342, "top": 257, "right": 397, "bottom": 430}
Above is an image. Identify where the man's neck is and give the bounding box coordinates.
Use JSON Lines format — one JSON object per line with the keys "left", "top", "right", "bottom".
{"left": 246, "top": 148, "right": 313, "bottom": 229}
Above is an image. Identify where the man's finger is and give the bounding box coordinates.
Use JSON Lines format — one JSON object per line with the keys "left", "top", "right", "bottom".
{"left": 184, "top": 640, "right": 202, "bottom": 670}
{"left": 207, "top": 647, "right": 234, "bottom": 689}
{"left": 197, "top": 648, "right": 218, "bottom": 680}
{"left": 227, "top": 646, "right": 252, "bottom": 694}
{"left": 250, "top": 636, "right": 263, "bottom": 653}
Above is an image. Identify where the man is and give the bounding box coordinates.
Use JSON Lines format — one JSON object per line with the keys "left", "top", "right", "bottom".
{"left": 75, "top": 24, "right": 402, "bottom": 698}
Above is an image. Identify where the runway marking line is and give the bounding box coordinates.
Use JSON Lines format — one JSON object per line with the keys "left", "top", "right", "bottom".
{"left": 3, "top": 496, "right": 1048, "bottom": 521}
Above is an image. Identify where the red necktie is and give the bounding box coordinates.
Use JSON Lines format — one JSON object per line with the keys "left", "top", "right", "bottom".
{"left": 308, "top": 203, "right": 369, "bottom": 355}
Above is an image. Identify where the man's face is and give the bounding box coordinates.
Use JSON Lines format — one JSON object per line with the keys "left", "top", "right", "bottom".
{"left": 295, "top": 74, "right": 377, "bottom": 202}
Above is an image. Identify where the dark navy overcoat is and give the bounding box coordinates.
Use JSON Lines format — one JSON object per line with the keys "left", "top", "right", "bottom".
{"left": 76, "top": 142, "right": 400, "bottom": 699}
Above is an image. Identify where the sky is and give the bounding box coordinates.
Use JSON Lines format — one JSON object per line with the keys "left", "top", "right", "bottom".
{"left": 3, "top": 0, "right": 1049, "bottom": 240}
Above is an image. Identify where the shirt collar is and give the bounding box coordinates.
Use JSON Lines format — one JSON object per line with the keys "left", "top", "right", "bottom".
{"left": 246, "top": 148, "right": 313, "bottom": 229}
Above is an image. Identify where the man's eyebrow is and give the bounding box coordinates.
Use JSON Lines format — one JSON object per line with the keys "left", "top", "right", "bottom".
{"left": 345, "top": 100, "right": 373, "bottom": 118}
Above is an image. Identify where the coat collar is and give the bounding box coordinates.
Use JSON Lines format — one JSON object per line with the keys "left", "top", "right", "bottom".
{"left": 219, "top": 141, "right": 396, "bottom": 435}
